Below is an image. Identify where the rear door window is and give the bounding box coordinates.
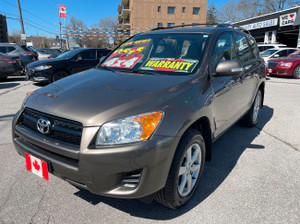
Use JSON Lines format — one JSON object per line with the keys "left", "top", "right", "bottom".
{"left": 80, "top": 50, "right": 96, "bottom": 60}
{"left": 0, "top": 46, "right": 6, "bottom": 53}
{"left": 247, "top": 36, "right": 259, "bottom": 58}
{"left": 7, "top": 47, "right": 16, "bottom": 53}
{"left": 235, "top": 34, "right": 255, "bottom": 63}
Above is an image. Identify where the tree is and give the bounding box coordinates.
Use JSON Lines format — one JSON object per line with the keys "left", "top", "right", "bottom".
{"left": 219, "top": 1, "right": 242, "bottom": 23}
{"left": 8, "top": 29, "right": 22, "bottom": 43}
{"left": 98, "top": 15, "right": 118, "bottom": 47}
{"left": 68, "top": 16, "right": 86, "bottom": 47}
{"left": 206, "top": 2, "right": 220, "bottom": 25}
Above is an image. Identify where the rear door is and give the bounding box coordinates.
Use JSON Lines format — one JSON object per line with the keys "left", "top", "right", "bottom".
{"left": 234, "top": 34, "right": 261, "bottom": 114}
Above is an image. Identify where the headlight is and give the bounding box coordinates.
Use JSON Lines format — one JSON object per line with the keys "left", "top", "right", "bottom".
{"left": 34, "top": 65, "right": 52, "bottom": 71}
{"left": 21, "top": 91, "right": 35, "bottom": 108}
{"left": 96, "top": 111, "right": 163, "bottom": 145}
{"left": 278, "top": 62, "right": 293, "bottom": 68}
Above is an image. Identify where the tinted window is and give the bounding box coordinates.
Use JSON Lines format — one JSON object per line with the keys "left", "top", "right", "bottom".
{"left": 20, "top": 45, "right": 30, "bottom": 52}
{"left": 276, "top": 50, "right": 288, "bottom": 57}
{"left": 247, "top": 36, "right": 259, "bottom": 58}
{"left": 0, "top": 46, "right": 6, "bottom": 53}
{"left": 7, "top": 47, "right": 16, "bottom": 53}
{"left": 235, "top": 34, "right": 254, "bottom": 63}
{"left": 97, "top": 50, "right": 109, "bottom": 58}
{"left": 212, "top": 33, "right": 237, "bottom": 70}
{"left": 80, "top": 50, "right": 96, "bottom": 59}
{"left": 288, "top": 49, "right": 297, "bottom": 55}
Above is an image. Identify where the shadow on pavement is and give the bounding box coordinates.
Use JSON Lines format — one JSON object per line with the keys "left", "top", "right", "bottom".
{"left": 0, "top": 114, "right": 15, "bottom": 121}
{"left": 0, "top": 82, "right": 20, "bottom": 89}
{"left": 74, "top": 105, "right": 274, "bottom": 220}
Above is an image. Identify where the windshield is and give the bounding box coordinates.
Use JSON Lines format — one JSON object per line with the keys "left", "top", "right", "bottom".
{"left": 100, "top": 33, "right": 210, "bottom": 75}
{"left": 56, "top": 49, "right": 82, "bottom": 59}
{"left": 260, "top": 49, "right": 277, "bottom": 57}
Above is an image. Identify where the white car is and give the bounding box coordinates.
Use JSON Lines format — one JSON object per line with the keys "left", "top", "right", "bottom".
{"left": 260, "top": 48, "right": 298, "bottom": 63}
{"left": 257, "top": 43, "right": 287, "bottom": 52}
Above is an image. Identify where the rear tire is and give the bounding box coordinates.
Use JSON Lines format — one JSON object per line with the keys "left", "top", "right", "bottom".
{"left": 293, "top": 65, "right": 300, "bottom": 79}
{"left": 242, "top": 89, "right": 262, "bottom": 127}
{"left": 154, "top": 129, "right": 205, "bottom": 209}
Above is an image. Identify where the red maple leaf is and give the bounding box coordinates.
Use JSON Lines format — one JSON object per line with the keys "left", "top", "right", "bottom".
{"left": 33, "top": 160, "right": 40, "bottom": 171}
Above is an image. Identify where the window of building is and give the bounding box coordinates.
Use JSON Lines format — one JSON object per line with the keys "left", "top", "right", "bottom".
{"left": 167, "top": 23, "right": 175, "bottom": 27}
{"left": 182, "top": 23, "right": 185, "bottom": 26}
{"left": 168, "top": 6, "right": 175, "bottom": 14}
{"left": 158, "top": 6, "right": 161, "bottom": 12}
{"left": 182, "top": 7, "right": 186, "bottom": 13}
{"left": 192, "top": 23, "right": 199, "bottom": 27}
{"left": 158, "top": 22, "right": 163, "bottom": 27}
{"left": 193, "top": 7, "right": 200, "bottom": 15}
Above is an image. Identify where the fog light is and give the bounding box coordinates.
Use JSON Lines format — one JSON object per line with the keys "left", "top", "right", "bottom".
{"left": 120, "top": 169, "right": 143, "bottom": 189}
{"left": 33, "top": 77, "right": 47, "bottom": 81}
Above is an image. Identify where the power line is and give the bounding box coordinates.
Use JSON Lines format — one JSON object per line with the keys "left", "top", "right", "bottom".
{"left": 1, "top": 11, "right": 58, "bottom": 34}
{"left": 6, "top": 16, "right": 58, "bottom": 35}
{"left": 0, "top": 0, "right": 57, "bottom": 27}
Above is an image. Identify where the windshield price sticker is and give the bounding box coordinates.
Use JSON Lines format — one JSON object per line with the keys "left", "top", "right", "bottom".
{"left": 111, "top": 47, "right": 144, "bottom": 57}
{"left": 121, "top": 39, "right": 151, "bottom": 47}
{"left": 141, "top": 58, "right": 199, "bottom": 73}
{"left": 101, "top": 55, "right": 143, "bottom": 69}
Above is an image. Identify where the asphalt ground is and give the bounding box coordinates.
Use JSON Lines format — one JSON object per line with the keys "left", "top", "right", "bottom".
{"left": 0, "top": 76, "right": 299, "bottom": 224}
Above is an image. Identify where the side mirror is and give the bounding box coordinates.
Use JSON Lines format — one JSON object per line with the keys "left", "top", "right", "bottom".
{"left": 215, "top": 60, "right": 243, "bottom": 76}
{"left": 76, "top": 55, "right": 83, "bottom": 61}
{"left": 273, "top": 54, "right": 280, "bottom": 58}
{"left": 99, "top": 56, "right": 106, "bottom": 64}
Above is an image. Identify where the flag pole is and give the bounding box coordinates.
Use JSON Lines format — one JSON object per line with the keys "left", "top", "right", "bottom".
{"left": 65, "top": 17, "right": 70, "bottom": 49}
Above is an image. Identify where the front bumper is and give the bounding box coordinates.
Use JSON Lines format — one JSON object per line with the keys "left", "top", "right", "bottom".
{"left": 268, "top": 67, "right": 293, "bottom": 77}
{"left": 25, "top": 67, "right": 52, "bottom": 83}
{"left": 12, "top": 110, "right": 179, "bottom": 198}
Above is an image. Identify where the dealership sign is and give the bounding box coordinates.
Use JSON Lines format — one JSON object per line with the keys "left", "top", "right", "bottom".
{"left": 241, "top": 19, "right": 278, "bottom": 30}
{"left": 280, "top": 12, "right": 297, "bottom": 27}
{"left": 59, "top": 4, "right": 67, "bottom": 18}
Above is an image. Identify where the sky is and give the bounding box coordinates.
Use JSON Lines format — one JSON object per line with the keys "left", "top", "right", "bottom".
{"left": 1, "top": 0, "right": 228, "bottom": 37}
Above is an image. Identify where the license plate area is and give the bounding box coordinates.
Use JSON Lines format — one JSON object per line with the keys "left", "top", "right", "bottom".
{"left": 25, "top": 152, "right": 49, "bottom": 181}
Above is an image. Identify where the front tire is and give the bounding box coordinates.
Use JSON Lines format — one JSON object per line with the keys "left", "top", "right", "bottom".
{"left": 52, "top": 70, "right": 69, "bottom": 82}
{"left": 293, "top": 65, "right": 300, "bottom": 79}
{"left": 154, "top": 129, "right": 205, "bottom": 209}
{"left": 242, "top": 89, "right": 262, "bottom": 127}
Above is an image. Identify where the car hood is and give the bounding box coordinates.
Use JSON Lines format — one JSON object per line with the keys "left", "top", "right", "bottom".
{"left": 27, "top": 58, "right": 64, "bottom": 67}
{"left": 25, "top": 68, "right": 194, "bottom": 126}
{"left": 268, "top": 57, "right": 300, "bottom": 63}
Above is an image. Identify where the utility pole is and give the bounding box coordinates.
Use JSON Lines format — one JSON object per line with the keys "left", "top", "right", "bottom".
{"left": 16, "top": 0, "right": 26, "bottom": 44}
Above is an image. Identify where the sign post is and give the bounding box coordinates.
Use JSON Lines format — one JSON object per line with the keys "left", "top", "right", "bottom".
{"left": 59, "top": 4, "right": 69, "bottom": 49}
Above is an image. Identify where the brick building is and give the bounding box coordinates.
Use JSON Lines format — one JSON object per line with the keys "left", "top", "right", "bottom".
{"left": 117, "top": 0, "right": 207, "bottom": 33}
{"left": 0, "top": 14, "right": 9, "bottom": 43}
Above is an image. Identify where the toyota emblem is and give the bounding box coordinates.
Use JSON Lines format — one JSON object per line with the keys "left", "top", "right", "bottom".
{"left": 37, "top": 118, "right": 51, "bottom": 134}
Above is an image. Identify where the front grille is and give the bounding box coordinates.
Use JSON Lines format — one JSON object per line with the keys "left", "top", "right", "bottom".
{"left": 268, "top": 62, "right": 279, "bottom": 69}
{"left": 19, "top": 108, "right": 83, "bottom": 146}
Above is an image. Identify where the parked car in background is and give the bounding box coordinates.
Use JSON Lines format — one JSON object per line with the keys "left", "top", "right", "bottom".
{"left": 25, "top": 48, "right": 111, "bottom": 83}
{"left": 32, "top": 48, "right": 52, "bottom": 60}
{"left": 257, "top": 43, "right": 287, "bottom": 52}
{"left": 268, "top": 50, "right": 300, "bottom": 79}
{"left": 260, "top": 48, "right": 298, "bottom": 63}
{"left": 14, "top": 26, "right": 266, "bottom": 209}
{"left": 0, "top": 43, "right": 37, "bottom": 68}
{"left": 0, "top": 53, "right": 20, "bottom": 81}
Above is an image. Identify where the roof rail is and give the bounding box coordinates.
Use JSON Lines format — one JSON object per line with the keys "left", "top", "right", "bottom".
{"left": 151, "top": 23, "right": 250, "bottom": 34}
{"left": 151, "top": 23, "right": 218, "bottom": 31}
{"left": 216, "top": 23, "right": 250, "bottom": 34}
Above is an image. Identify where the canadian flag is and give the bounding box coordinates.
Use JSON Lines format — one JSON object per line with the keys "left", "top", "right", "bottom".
{"left": 59, "top": 4, "right": 67, "bottom": 18}
{"left": 25, "top": 153, "right": 49, "bottom": 181}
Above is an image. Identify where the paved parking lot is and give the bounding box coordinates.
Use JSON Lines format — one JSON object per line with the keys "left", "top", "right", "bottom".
{"left": 0, "top": 76, "right": 299, "bottom": 224}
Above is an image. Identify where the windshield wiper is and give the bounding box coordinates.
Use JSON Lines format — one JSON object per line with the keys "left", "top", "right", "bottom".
{"left": 118, "top": 69, "right": 157, "bottom": 75}
{"left": 100, "top": 66, "right": 115, "bottom": 72}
